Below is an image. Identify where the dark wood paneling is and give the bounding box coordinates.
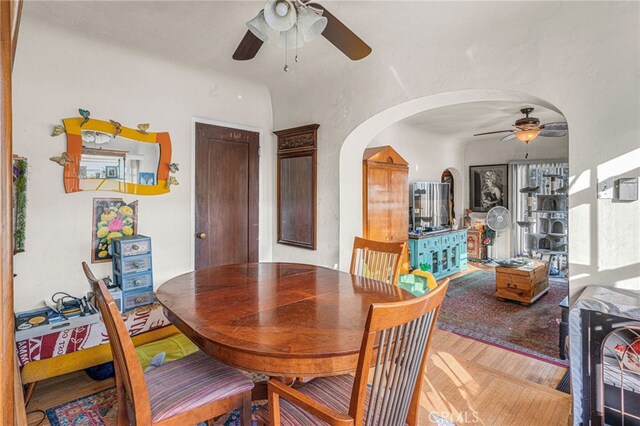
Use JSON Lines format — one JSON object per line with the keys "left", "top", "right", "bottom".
{"left": 275, "top": 124, "right": 318, "bottom": 250}
{"left": 195, "top": 123, "right": 259, "bottom": 269}
{"left": 279, "top": 155, "right": 315, "bottom": 247}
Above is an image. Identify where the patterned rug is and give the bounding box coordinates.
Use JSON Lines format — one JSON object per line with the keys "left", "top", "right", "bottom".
{"left": 437, "top": 270, "right": 568, "bottom": 365}
{"left": 45, "top": 387, "right": 266, "bottom": 426}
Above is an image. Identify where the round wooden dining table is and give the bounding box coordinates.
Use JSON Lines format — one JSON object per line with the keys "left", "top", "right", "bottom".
{"left": 156, "top": 262, "right": 415, "bottom": 378}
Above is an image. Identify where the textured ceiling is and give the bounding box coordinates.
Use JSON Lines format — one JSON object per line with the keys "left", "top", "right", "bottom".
{"left": 401, "top": 101, "right": 566, "bottom": 139}
{"left": 22, "top": 1, "right": 367, "bottom": 81}
{"left": 23, "top": 1, "right": 569, "bottom": 138}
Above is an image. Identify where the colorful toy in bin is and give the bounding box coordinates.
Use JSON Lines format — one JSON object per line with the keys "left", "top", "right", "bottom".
{"left": 398, "top": 270, "right": 438, "bottom": 297}
{"left": 418, "top": 262, "right": 431, "bottom": 272}
{"left": 412, "top": 269, "right": 438, "bottom": 291}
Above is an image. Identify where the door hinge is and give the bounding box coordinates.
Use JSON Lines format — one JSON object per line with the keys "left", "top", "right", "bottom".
{"left": 258, "top": 146, "right": 261, "bottom": 157}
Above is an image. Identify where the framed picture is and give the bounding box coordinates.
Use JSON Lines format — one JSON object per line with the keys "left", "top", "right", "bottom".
{"left": 91, "top": 198, "right": 138, "bottom": 263}
{"left": 469, "top": 164, "right": 508, "bottom": 212}
{"left": 105, "top": 166, "right": 119, "bottom": 179}
{"left": 139, "top": 172, "right": 155, "bottom": 186}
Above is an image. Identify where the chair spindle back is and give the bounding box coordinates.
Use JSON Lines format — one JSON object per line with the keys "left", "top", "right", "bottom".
{"left": 349, "top": 279, "right": 449, "bottom": 426}
{"left": 350, "top": 237, "right": 407, "bottom": 286}
{"left": 82, "top": 262, "right": 152, "bottom": 424}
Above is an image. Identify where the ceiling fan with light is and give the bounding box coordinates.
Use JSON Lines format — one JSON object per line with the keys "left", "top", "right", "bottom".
{"left": 233, "top": 0, "right": 371, "bottom": 70}
{"left": 473, "top": 108, "right": 568, "bottom": 143}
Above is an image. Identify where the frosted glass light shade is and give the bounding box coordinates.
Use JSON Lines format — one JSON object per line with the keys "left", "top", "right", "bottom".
{"left": 297, "top": 8, "right": 327, "bottom": 42}
{"left": 277, "top": 26, "right": 304, "bottom": 48}
{"left": 264, "top": 0, "right": 296, "bottom": 31}
{"left": 515, "top": 129, "right": 540, "bottom": 143}
{"left": 246, "top": 10, "right": 272, "bottom": 42}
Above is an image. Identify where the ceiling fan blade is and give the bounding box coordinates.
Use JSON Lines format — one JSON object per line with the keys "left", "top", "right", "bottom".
{"left": 308, "top": 3, "right": 371, "bottom": 60}
{"left": 500, "top": 133, "right": 517, "bottom": 142}
{"left": 541, "top": 122, "right": 568, "bottom": 131}
{"left": 473, "top": 130, "right": 514, "bottom": 136}
{"left": 539, "top": 129, "right": 567, "bottom": 137}
{"left": 233, "top": 30, "right": 264, "bottom": 61}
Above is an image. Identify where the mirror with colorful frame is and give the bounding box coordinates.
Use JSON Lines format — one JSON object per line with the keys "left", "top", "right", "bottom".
{"left": 61, "top": 117, "right": 172, "bottom": 195}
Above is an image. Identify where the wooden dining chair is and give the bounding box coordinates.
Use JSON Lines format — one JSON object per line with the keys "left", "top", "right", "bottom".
{"left": 256, "top": 278, "right": 449, "bottom": 426}
{"left": 82, "top": 262, "right": 254, "bottom": 425}
{"left": 350, "top": 236, "right": 407, "bottom": 286}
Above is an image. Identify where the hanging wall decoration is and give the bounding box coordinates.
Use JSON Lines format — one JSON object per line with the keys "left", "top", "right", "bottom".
{"left": 51, "top": 125, "right": 65, "bottom": 137}
{"left": 13, "top": 156, "right": 27, "bottom": 254}
{"left": 91, "top": 198, "right": 138, "bottom": 263}
{"left": 469, "top": 164, "right": 509, "bottom": 212}
{"left": 50, "top": 110, "right": 175, "bottom": 196}
{"left": 79, "top": 108, "right": 91, "bottom": 127}
{"left": 137, "top": 123, "right": 150, "bottom": 134}
{"left": 49, "top": 152, "right": 73, "bottom": 166}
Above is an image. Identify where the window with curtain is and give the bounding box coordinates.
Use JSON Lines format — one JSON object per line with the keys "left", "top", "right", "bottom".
{"left": 510, "top": 160, "right": 569, "bottom": 257}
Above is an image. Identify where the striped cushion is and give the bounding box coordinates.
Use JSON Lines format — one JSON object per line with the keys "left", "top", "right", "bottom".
{"left": 256, "top": 376, "right": 411, "bottom": 425}
{"left": 146, "top": 351, "right": 254, "bottom": 422}
{"left": 256, "top": 375, "right": 395, "bottom": 426}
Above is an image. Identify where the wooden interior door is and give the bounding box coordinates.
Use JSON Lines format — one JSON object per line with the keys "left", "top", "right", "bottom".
{"left": 195, "top": 123, "right": 259, "bottom": 269}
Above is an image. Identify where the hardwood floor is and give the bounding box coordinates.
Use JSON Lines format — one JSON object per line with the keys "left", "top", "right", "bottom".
{"left": 420, "top": 329, "right": 570, "bottom": 425}
{"left": 26, "top": 327, "right": 570, "bottom": 426}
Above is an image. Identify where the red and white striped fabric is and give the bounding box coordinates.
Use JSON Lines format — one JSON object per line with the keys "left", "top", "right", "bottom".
{"left": 16, "top": 303, "right": 170, "bottom": 367}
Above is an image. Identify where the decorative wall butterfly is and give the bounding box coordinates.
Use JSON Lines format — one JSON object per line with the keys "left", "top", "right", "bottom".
{"left": 109, "top": 120, "right": 122, "bottom": 139}
{"left": 51, "top": 125, "right": 65, "bottom": 137}
{"left": 50, "top": 152, "right": 73, "bottom": 166}
{"left": 137, "top": 123, "right": 150, "bottom": 134}
{"left": 79, "top": 109, "right": 91, "bottom": 127}
{"left": 166, "top": 175, "right": 179, "bottom": 188}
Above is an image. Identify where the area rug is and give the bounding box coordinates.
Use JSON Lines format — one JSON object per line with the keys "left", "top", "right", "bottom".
{"left": 45, "top": 387, "right": 266, "bottom": 426}
{"left": 437, "top": 270, "right": 568, "bottom": 365}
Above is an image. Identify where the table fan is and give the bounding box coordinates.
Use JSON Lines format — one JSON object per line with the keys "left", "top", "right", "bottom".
{"left": 486, "top": 206, "right": 512, "bottom": 260}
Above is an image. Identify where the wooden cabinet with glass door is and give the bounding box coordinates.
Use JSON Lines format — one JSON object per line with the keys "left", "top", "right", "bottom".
{"left": 362, "top": 146, "right": 409, "bottom": 272}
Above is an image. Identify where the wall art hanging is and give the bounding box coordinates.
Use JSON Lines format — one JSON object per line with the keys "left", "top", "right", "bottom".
{"left": 91, "top": 198, "right": 138, "bottom": 263}
{"left": 469, "top": 164, "right": 509, "bottom": 212}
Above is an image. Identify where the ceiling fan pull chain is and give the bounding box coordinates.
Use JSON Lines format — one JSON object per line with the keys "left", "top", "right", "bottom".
{"left": 295, "top": 18, "right": 300, "bottom": 63}
{"left": 284, "top": 32, "right": 290, "bottom": 72}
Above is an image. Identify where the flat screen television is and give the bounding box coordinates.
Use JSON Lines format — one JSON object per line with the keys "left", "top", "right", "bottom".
{"left": 411, "top": 182, "right": 451, "bottom": 232}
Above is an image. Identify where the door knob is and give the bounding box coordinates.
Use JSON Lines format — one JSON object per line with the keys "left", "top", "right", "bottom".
{"left": 196, "top": 232, "right": 207, "bottom": 239}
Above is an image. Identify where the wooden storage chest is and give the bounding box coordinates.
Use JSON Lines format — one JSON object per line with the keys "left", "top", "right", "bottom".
{"left": 495, "top": 260, "right": 549, "bottom": 306}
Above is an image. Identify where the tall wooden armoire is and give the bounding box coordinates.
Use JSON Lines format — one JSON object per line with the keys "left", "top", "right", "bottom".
{"left": 362, "top": 146, "right": 409, "bottom": 272}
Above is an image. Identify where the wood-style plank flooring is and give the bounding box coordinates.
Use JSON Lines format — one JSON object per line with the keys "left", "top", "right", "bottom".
{"left": 26, "top": 262, "right": 571, "bottom": 425}
{"left": 26, "top": 328, "right": 570, "bottom": 426}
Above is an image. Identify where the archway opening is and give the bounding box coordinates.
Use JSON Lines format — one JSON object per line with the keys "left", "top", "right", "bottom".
{"left": 339, "top": 89, "right": 568, "bottom": 269}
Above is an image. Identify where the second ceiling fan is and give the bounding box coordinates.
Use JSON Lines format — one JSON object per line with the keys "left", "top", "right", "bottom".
{"left": 233, "top": 0, "right": 371, "bottom": 66}
{"left": 473, "top": 108, "right": 568, "bottom": 143}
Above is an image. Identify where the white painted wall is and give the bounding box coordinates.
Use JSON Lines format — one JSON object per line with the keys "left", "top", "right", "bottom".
{"left": 268, "top": 1, "right": 640, "bottom": 298}
{"left": 367, "top": 122, "right": 466, "bottom": 223}
{"left": 12, "top": 17, "right": 275, "bottom": 311}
